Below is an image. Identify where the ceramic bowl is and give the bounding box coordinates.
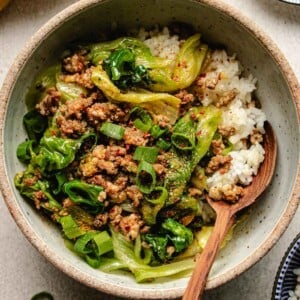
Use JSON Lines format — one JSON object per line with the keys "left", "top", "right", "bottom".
{"left": 0, "top": 0, "right": 299, "bottom": 299}
{"left": 272, "top": 233, "right": 300, "bottom": 300}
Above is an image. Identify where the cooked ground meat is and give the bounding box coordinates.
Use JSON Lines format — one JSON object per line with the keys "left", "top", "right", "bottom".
{"left": 63, "top": 53, "right": 86, "bottom": 74}
{"left": 86, "top": 102, "right": 127, "bottom": 125}
{"left": 36, "top": 87, "right": 60, "bottom": 116}
{"left": 209, "top": 183, "right": 244, "bottom": 202}
{"left": 123, "top": 127, "right": 148, "bottom": 146}
{"left": 218, "top": 125, "right": 236, "bottom": 137}
{"left": 216, "top": 89, "right": 237, "bottom": 108}
{"left": 126, "top": 185, "right": 144, "bottom": 207}
{"left": 93, "top": 212, "right": 108, "bottom": 228}
{"left": 211, "top": 139, "right": 225, "bottom": 155}
{"left": 206, "top": 154, "right": 232, "bottom": 175}
{"left": 119, "top": 213, "right": 144, "bottom": 240}
{"left": 250, "top": 128, "right": 263, "bottom": 144}
{"left": 62, "top": 67, "right": 95, "bottom": 89}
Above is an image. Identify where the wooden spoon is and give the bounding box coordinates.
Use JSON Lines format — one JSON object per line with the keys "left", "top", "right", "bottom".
{"left": 183, "top": 122, "right": 277, "bottom": 300}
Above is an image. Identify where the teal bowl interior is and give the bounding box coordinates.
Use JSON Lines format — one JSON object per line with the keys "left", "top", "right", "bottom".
{"left": 0, "top": 0, "right": 299, "bottom": 299}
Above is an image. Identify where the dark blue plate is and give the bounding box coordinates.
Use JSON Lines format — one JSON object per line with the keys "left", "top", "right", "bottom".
{"left": 273, "top": 233, "right": 300, "bottom": 299}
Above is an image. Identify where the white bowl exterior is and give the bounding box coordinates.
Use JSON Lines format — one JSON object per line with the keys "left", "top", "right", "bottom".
{"left": 0, "top": 0, "right": 300, "bottom": 299}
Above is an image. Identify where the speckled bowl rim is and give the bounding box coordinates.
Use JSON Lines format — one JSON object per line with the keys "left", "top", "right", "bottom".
{"left": 0, "top": 0, "right": 299, "bottom": 299}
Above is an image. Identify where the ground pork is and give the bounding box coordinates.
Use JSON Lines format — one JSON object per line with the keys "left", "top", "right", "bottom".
{"left": 211, "top": 139, "right": 225, "bottom": 155}
{"left": 123, "top": 127, "right": 148, "bottom": 146}
{"left": 206, "top": 155, "right": 232, "bottom": 175}
{"left": 62, "top": 67, "right": 94, "bottom": 89}
{"left": 119, "top": 213, "right": 144, "bottom": 240}
{"left": 63, "top": 53, "right": 86, "bottom": 74}
{"left": 125, "top": 185, "right": 143, "bottom": 207}
{"left": 209, "top": 184, "right": 244, "bottom": 202}
{"left": 86, "top": 102, "right": 127, "bottom": 125}
{"left": 36, "top": 87, "right": 60, "bottom": 116}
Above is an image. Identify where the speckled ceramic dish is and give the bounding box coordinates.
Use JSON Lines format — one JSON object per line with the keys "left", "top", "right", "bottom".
{"left": 273, "top": 233, "right": 300, "bottom": 300}
{"left": 0, "top": 0, "right": 299, "bottom": 299}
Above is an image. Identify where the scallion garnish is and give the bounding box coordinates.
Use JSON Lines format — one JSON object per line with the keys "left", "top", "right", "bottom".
{"left": 150, "top": 124, "right": 167, "bottom": 139}
{"left": 133, "top": 146, "right": 159, "bottom": 164}
{"left": 156, "top": 138, "right": 171, "bottom": 151}
{"left": 130, "top": 107, "right": 152, "bottom": 132}
{"left": 31, "top": 291, "right": 54, "bottom": 300}
{"left": 136, "top": 160, "right": 156, "bottom": 194}
{"left": 100, "top": 122, "right": 125, "bottom": 140}
{"left": 146, "top": 186, "right": 168, "bottom": 205}
{"left": 74, "top": 231, "right": 113, "bottom": 268}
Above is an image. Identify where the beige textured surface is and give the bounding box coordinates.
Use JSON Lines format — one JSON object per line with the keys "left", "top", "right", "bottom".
{"left": 0, "top": 0, "right": 300, "bottom": 299}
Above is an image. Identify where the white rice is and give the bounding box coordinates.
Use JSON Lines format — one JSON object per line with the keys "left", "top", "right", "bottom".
{"left": 288, "top": 268, "right": 300, "bottom": 300}
{"left": 200, "top": 50, "right": 266, "bottom": 191}
{"left": 138, "top": 26, "right": 181, "bottom": 61}
{"left": 139, "top": 28, "right": 266, "bottom": 193}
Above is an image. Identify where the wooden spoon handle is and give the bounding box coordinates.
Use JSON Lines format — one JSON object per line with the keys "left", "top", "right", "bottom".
{"left": 183, "top": 210, "right": 236, "bottom": 300}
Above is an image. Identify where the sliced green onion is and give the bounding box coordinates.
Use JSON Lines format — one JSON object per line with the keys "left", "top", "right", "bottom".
{"left": 150, "top": 125, "right": 167, "bottom": 139}
{"left": 156, "top": 138, "right": 171, "bottom": 151}
{"left": 74, "top": 231, "right": 97, "bottom": 254}
{"left": 171, "top": 132, "right": 195, "bottom": 151}
{"left": 133, "top": 146, "right": 159, "bottom": 164}
{"left": 145, "top": 187, "right": 168, "bottom": 205}
{"left": 74, "top": 231, "right": 113, "bottom": 268}
{"left": 60, "top": 215, "right": 85, "bottom": 239}
{"left": 136, "top": 160, "right": 156, "bottom": 194}
{"left": 85, "top": 255, "right": 101, "bottom": 268}
{"left": 93, "top": 231, "right": 113, "bottom": 256}
{"left": 130, "top": 107, "right": 152, "bottom": 132}
{"left": 31, "top": 291, "right": 54, "bottom": 300}
{"left": 100, "top": 122, "right": 125, "bottom": 140}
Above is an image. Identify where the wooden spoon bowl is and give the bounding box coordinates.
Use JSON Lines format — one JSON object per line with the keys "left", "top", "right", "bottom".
{"left": 183, "top": 122, "right": 277, "bottom": 300}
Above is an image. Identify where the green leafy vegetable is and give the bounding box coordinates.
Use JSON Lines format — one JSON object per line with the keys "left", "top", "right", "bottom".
{"left": 149, "top": 34, "right": 208, "bottom": 92}
{"left": 63, "top": 180, "right": 104, "bottom": 214}
{"left": 144, "top": 218, "right": 193, "bottom": 261}
{"left": 23, "top": 109, "right": 48, "bottom": 141}
{"left": 110, "top": 228, "right": 195, "bottom": 282}
{"left": 60, "top": 215, "right": 86, "bottom": 239}
{"left": 16, "top": 140, "right": 36, "bottom": 163}
{"left": 25, "top": 65, "right": 61, "bottom": 110}
{"left": 171, "top": 111, "right": 196, "bottom": 151}
{"left": 56, "top": 79, "right": 87, "bottom": 101}
{"left": 164, "top": 106, "right": 221, "bottom": 205}
{"left": 99, "top": 122, "right": 125, "bottom": 140}
{"left": 14, "top": 165, "right": 62, "bottom": 212}
{"left": 103, "top": 48, "right": 151, "bottom": 89}
{"left": 91, "top": 65, "right": 180, "bottom": 124}
{"left": 88, "top": 37, "right": 168, "bottom": 69}
{"left": 31, "top": 136, "right": 80, "bottom": 173}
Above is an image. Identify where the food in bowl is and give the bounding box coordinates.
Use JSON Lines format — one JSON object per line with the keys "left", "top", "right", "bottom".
{"left": 14, "top": 25, "right": 267, "bottom": 282}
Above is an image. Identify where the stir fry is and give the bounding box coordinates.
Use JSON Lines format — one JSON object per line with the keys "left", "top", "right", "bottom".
{"left": 15, "top": 26, "right": 266, "bottom": 281}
